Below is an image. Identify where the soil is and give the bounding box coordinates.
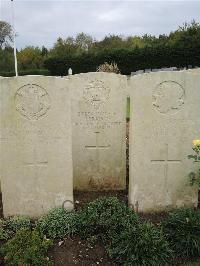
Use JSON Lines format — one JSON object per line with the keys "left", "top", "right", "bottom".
{"left": 48, "top": 237, "right": 115, "bottom": 266}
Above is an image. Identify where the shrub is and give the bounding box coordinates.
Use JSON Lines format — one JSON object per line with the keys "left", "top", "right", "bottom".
{"left": 188, "top": 140, "right": 200, "bottom": 186}
{"left": 0, "top": 216, "right": 31, "bottom": 240}
{"left": 36, "top": 207, "right": 77, "bottom": 239}
{"left": 75, "top": 197, "right": 138, "bottom": 241}
{"left": 0, "top": 69, "right": 50, "bottom": 77}
{"left": 96, "top": 61, "right": 120, "bottom": 73}
{"left": 162, "top": 208, "right": 200, "bottom": 258}
{"left": 107, "top": 222, "right": 173, "bottom": 266}
{"left": 0, "top": 228, "right": 53, "bottom": 266}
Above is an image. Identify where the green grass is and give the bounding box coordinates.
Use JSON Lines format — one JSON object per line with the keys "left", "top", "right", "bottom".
{"left": 186, "top": 262, "right": 200, "bottom": 266}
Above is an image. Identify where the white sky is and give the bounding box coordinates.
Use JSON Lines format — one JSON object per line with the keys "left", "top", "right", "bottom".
{"left": 1, "top": 0, "right": 200, "bottom": 49}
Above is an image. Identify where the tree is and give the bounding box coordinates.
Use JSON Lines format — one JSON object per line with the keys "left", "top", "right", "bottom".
{"left": 75, "top": 32, "right": 94, "bottom": 51}
{"left": 17, "top": 46, "right": 44, "bottom": 70}
{"left": 0, "top": 21, "right": 13, "bottom": 48}
{"left": 93, "top": 35, "right": 125, "bottom": 51}
{"left": 49, "top": 37, "right": 77, "bottom": 57}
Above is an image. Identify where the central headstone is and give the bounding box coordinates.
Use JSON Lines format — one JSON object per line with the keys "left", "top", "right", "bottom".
{"left": 70, "top": 72, "right": 126, "bottom": 190}
{"left": 0, "top": 76, "right": 73, "bottom": 217}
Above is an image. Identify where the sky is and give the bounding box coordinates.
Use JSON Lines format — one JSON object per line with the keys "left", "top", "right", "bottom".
{"left": 1, "top": 0, "right": 200, "bottom": 49}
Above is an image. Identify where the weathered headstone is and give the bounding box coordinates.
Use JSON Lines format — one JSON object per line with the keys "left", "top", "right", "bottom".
{"left": 187, "top": 68, "right": 200, "bottom": 74}
{"left": 0, "top": 76, "right": 73, "bottom": 217}
{"left": 129, "top": 71, "right": 199, "bottom": 212}
{"left": 70, "top": 72, "right": 126, "bottom": 190}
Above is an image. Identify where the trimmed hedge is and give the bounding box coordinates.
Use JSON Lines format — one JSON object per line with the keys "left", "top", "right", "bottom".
{"left": 44, "top": 45, "right": 200, "bottom": 76}
{"left": 0, "top": 69, "right": 50, "bottom": 77}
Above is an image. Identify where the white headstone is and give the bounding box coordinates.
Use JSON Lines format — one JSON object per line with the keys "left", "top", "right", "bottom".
{"left": 70, "top": 72, "right": 127, "bottom": 190}
{"left": 0, "top": 76, "right": 73, "bottom": 217}
{"left": 129, "top": 71, "right": 199, "bottom": 212}
{"left": 68, "top": 68, "right": 73, "bottom": 75}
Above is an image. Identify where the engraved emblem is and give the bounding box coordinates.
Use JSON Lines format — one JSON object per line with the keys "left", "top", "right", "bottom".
{"left": 152, "top": 81, "right": 184, "bottom": 115}
{"left": 15, "top": 84, "right": 50, "bottom": 120}
{"left": 83, "top": 80, "right": 110, "bottom": 108}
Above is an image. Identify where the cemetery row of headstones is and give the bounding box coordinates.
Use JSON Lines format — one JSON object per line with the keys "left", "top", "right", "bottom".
{"left": 131, "top": 66, "right": 200, "bottom": 75}
{"left": 0, "top": 69, "right": 199, "bottom": 217}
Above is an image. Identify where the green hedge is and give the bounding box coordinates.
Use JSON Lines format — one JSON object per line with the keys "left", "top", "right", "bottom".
{"left": 0, "top": 69, "right": 50, "bottom": 77}
{"left": 44, "top": 45, "right": 200, "bottom": 76}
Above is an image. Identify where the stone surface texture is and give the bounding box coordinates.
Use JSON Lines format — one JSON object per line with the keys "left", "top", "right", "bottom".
{"left": 129, "top": 71, "right": 199, "bottom": 212}
{"left": 70, "top": 72, "right": 127, "bottom": 190}
{"left": 187, "top": 68, "right": 200, "bottom": 74}
{"left": 0, "top": 76, "right": 73, "bottom": 217}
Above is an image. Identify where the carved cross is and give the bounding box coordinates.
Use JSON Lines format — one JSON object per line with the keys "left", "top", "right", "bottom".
{"left": 151, "top": 143, "right": 182, "bottom": 188}
{"left": 85, "top": 131, "right": 110, "bottom": 173}
{"left": 24, "top": 148, "right": 48, "bottom": 179}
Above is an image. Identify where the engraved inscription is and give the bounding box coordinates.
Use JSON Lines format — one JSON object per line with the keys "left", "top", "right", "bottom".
{"left": 152, "top": 81, "right": 184, "bottom": 115}
{"left": 15, "top": 84, "right": 50, "bottom": 120}
{"left": 74, "top": 111, "right": 122, "bottom": 129}
{"left": 83, "top": 80, "right": 110, "bottom": 108}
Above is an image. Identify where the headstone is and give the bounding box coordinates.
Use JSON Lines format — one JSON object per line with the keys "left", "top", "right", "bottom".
{"left": 161, "top": 67, "right": 173, "bottom": 71}
{"left": 129, "top": 71, "right": 199, "bottom": 212}
{"left": 0, "top": 76, "right": 73, "bottom": 217}
{"left": 70, "top": 72, "right": 126, "bottom": 190}
{"left": 131, "top": 72, "right": 136, "bottom": 76}
{"left": 187, "top": 68, "right": 200, "bottom": 74}
{"left": 68, "top": 68, "right": 72, "bottom": 75}
{"left": 131, "top": 70, "right": 144, "bottom": 76}
{"left": 136, "top": 70, "right": 144, "bottom": 75}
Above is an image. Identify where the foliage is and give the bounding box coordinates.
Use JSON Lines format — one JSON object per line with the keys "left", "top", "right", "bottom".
{"left": 0, "top": 69, "right": 50, "bottom": 77}
{"left": 0, "top": 228, "right": 53, "bottom": 266}
{"left": 97, "top": 61, "right": 120, "bottom": 74}
{"left": 162, "top": 208, "right": 200, "bottom": 258}
{"left": 36, "top": 207, "right": 77, "bottom": 239}
{"left": 0, "top": 46, "right": 14, "bottom": 72}
{"left": 75, "top": 197, "right": 138, "bottom": 241}
{"left": 0, "top": 21, "right": 13, "bottom": 48}
{"left": 0, "top": 216, "right": 31, "bottom": 240}
{"left": 44, "top": 44, "right": 200, "bottom": 76}
{"left": 107, "top": 222, "right": 173, "bottom": 266}
{"left": 17, "top": 46, "right": 46, "bottom": 70}
{"left": 186, "top": 262, "right": 200, "bottom": 266}
{"left": 50, "top": 33, "right": 94, "bottom": 57}
{"left": 188, "top": 140, "right": 200, "bottom": 186}
{"left": 2, "top": 20, "right": 200, "bottom": 76}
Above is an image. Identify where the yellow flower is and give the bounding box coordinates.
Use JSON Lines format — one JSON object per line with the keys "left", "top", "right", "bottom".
{"left": 193, "top": 139, "right": 200, "bottom": 146}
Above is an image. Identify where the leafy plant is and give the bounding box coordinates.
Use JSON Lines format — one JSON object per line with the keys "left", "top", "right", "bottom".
{"left": 162, "top": 208, "right": 200, "bottom": 258}
{"left": 0, "top": 228, "right": 53, "bottom": 266}
{"left": 0, "top": 216, "right": 31, "bottom": 240}
{"left": 36, "top": 207, "right": 77, "bottom": 239}
{"left": 188, "top": 140, "right": 200, "bottom": 186}
{"left": 75, "top": 197, "right": 138, "bottom": 241}
{"left": 96, "top": 61, "right": 120, "bottom": 74}
{"left": 107, "top": 221, "right": 173, "bottom": 266}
